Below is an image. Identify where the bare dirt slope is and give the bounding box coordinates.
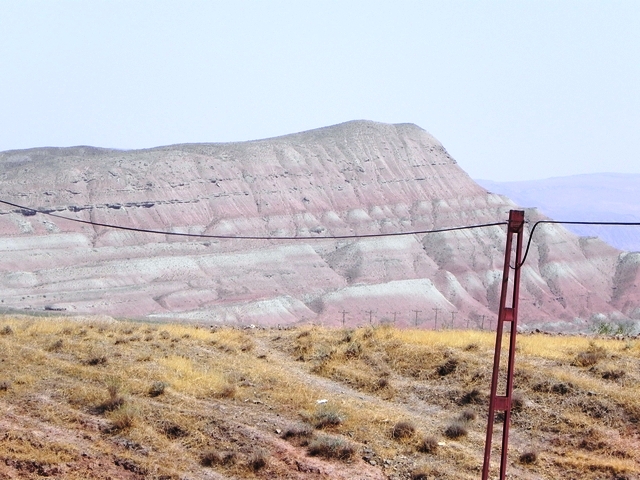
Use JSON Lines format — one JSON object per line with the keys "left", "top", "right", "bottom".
{"left": 0, "top": 121, "right": 637, "bottom": 328}
{"left": 0, "top": 315, "right": 639, "bottom": 479}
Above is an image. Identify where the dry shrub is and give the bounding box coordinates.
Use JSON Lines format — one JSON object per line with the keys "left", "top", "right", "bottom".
{"left": 341, "top": 330, "right": 354, "bottom": 343}
{"left": 574, "top": 342, "right": 606, "bottom": 367}
{"left": 109, "top": 405, "right": 136, "bottom": 431}
{"left": 460, "top": 388, "right": 483, "bottom": 405}
{"left": 411, "top": 466, "right": 441, "bottom": 480}
{"left": 344, "top": 341, "right": 363, "bottom": 359}
{"left": 85, "top": 355, "right": 107, "bottom": 366}
{"left": 294, "top": 341, "right": 313, "bottom": 360}
{"left": 248, "top": 450, "right": 269, "bottom": 471}
{"left": 376, "top": 377, "right": 389, "bottom": 389}
{"left": 313, "top": 406, "right": 344, "bottom": 429}
{"left": 534, "top": 381, "right": 573, "bottom": 395}
{"left": 511, "top": 391, "right": 525, "bottom": 412}
{"left": 99, "top": 395, "right": 125, "bottom": 413}
{"left": 0, "top": 325, "right": 13, "bottom": 335}
{"left": 519, "top": 450, "right": 538, "bottom": 464}
{"left": 309, "top": 346, "right": 336, "bottom": 369}
{"left": 601, "top": 369, "right": 625, "bottom": 381}
{"left": 114, "top": 457, "right": 146, "bottom": 475}
{"left": 201, "top": 450, "right": 236, "bottom": 467}
{"left": 308, "top": 435, "right": 356, "bottom": 461}
{"left": 392, "top": 420, "right": 416, "bottom": 440}
{"left": 575, "top": 351, "right": 601, "bottom": 367}
{"left": 148, "top": 381, "right": 167, "bottom": 397}
{"left": 444, "top": 422, "right": 468, "bottom": 439}
{"left": 213, "top": 383, "right": 236, "bottom": 399}
{"left": 46, "top": 339, "right": 63, "bottom": 352}
{"left": 97, "top": 382, "right": 124, "bottom": 413}
{"left": 458, "top": 409, "right": 476, "bottom": 423}
{"left": 417, "top": 435, "right": 439, "bottom": 454}
{"left": 360, "top": 327, "right": 374, "bottom": 338}
{"left": 578, "top": 397, "right": 611, "bottom": 420}
{"left": 159, "top": 421, "right": 188, "bottom": 439}
{"left": 551, "top": 382, "right": 573, "bottom": 395}
{"left": 239, "top": 339, "right": 254, "bottom": 352}
{"left": 0, "top": 381, "right": 10, "bottom": 391}
{"left": 578, "top": 429, "right": 609, "bottom": 452}
{"left": 437, "top": 358, "right": 458, "bottom": 376}
{"left": 282, "top": 424, "right": 314, "bottom": 445}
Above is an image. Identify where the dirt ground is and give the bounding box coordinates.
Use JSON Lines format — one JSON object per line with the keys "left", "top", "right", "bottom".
{"left": 0, "top": 316, "right": 639, "bottom": 479}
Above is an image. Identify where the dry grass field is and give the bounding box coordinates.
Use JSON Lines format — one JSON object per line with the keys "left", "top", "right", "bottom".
{"left": 0, "top": 315, "right": 638, "bottom": 479}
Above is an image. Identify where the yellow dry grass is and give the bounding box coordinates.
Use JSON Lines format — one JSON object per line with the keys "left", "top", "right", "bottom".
{"left": 0, "top": 315, "right": 638, "bottom": 480}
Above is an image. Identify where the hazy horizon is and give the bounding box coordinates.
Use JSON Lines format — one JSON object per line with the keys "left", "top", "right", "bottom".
{"left": 2, "top": 1, "right": 639, "bottom": 182}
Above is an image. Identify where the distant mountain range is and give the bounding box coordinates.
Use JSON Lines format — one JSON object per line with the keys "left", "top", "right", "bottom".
{"left": 476, "top": 173, "right": 640, "bottom": 252}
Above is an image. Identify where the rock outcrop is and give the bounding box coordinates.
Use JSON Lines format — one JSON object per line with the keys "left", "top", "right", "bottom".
{"left": 0, "top": 121, "right": 637, "bottom": 329}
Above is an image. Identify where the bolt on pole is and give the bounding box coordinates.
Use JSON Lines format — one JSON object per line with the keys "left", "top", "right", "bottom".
{"left": 482, "top": 210, "right": 525, "bottom": 480}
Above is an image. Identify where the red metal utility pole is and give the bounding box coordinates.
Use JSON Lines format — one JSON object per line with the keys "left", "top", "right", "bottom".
{"left": 482, "top": 210, "right": 525, "bottom": 480}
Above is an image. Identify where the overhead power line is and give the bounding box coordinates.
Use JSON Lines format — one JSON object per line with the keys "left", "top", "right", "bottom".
{"left": 0, "top": 199, "right": 507, "bottom": 241}
{"left": 517, "top": 219, "right": 640, "bottom": 268}
{"left": 3, "top": 199, "right": 638, "bottom": 265}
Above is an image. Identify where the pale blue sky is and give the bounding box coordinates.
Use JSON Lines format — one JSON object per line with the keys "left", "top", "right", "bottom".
{"left": 1, "top": 1, "right": 638, "bottom": 181}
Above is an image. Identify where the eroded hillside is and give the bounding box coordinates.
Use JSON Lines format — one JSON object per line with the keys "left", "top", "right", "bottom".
{"left": 0, "top": 121, "right": 637, "bottom": 327}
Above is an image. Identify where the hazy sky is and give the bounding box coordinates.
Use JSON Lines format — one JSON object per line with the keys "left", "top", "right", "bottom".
{"left": 1, "top": 1, "right": 638, "bottom": 181}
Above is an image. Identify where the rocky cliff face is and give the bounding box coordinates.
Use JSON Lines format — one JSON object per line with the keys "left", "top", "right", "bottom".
{"left": 0, "top": 121, "right": 637, "bottom": 330}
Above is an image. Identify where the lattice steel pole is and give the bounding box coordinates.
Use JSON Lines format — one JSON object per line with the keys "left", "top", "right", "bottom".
{"left": 482, "top": 210, "right": 525, "bottom": 480}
